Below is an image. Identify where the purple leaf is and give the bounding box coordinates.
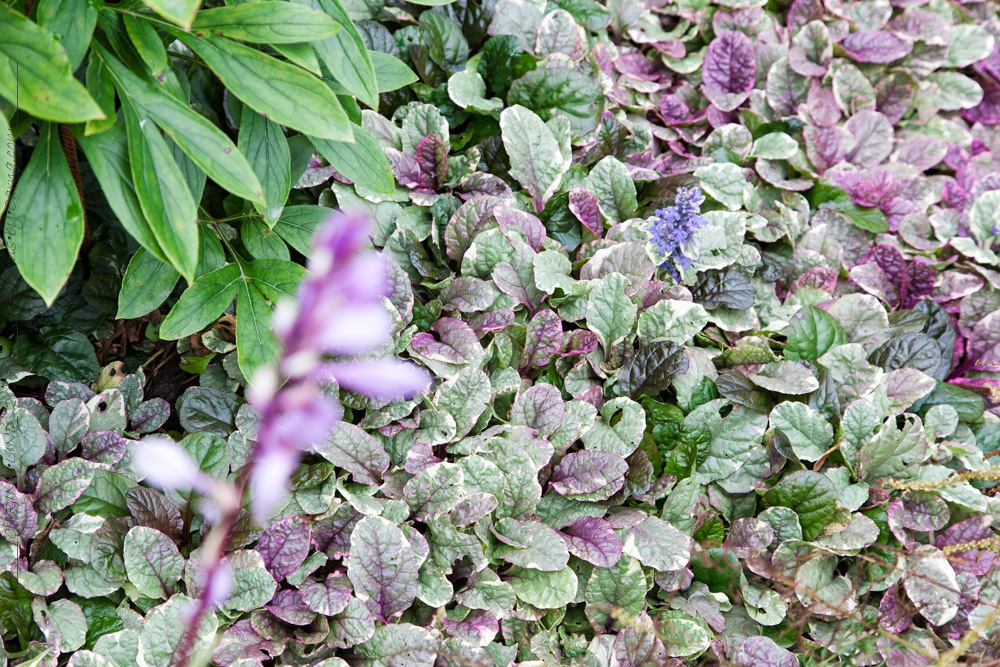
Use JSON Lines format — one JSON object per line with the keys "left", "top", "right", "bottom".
{"left": 659, "top": 94, "right": 692, "bottom": 124}
{"left": 522, "top": 310, "right": 564, "bottom": 369}
{"left": 737, "top": 636, "right": 798, "bottom": 667}
{"left": 495, "top": 205, "right": 546, "bottom": 252}
{"left": 459, "top": 172, "right": 513, "bottom": 200}
{"left": 256, "top": 516, "right": 312, "bottom": 582}
{"left": 442, "top": 609, "right": 499, "bottom": 646}
{"left": 131, "top": 398, "right": 170, "bottom": 433}
{"left": 963, "top": 77, "right": 1000, "bottom": 125}
{"left": 314, "top": 505, "right": 362, "bottom": 560}
{"left": 901, "top": 261, "right": 935, "bottom": 309}
{"left": 80, "top": 430, "right": 127, "bottom": 465}
{"left": 612, "top": 626, "right": 674, "bottom": 667}
{"left": 415, "top": 134, "right": 448, "bottom": 190}
{"left": 444, "top": 195, "right": 502, "bottom": 261}
{"left": 439, "top": 277, "right": 496, "bottom": 313}
{"left": 347, "top": 515, "right": 423, "bottom": 622}
{"left": 568, "top": 187, "right": 604, "bottom": 235}
{"left": 451, "top": 492, "right": 499, "bottom": 527}
{"left": 311, "top": 421, "right": 390, "bottom": 486}
{"left": 265, "top": 588, "right": 316, "bottom": 626}
{"left": 386, "top": 148, "right": 421, "bottom": 189}
{"left": 551, "top": 450, "right": 628, "bottom": 500}
{"left": 467, "top": 308, "right": 515, "bottom": 336}
{"left": 936, "top": 516, "right": 997, "bottom": 575}
{"left": 841, "top": 30, "right": 913, "bottom": 64}
{"left": 214, "top": 619, "right": 284, "bottom": 666}
{"left": 702, "top": 31, "right": 756, "bottom": 94}
{"left": 723, "top": 518, "right": 774, "bottom": 559}
{"left": 614, "top": 53, "right": 659, "bottom": 81}
{"left": 879, "top": 582, "right": 913, "bottom": 633}
{"left": 557, "top": 516, "right": 622, "bottom": 567}
{"left": 0, "top": 481, "right": 37, "bottom": 546}
{"left": 409, "top": 317, "right": 482, "bottom": 364}
{"left": 125, "top": 486, "right": 183, "bottom": 539}
{"left": 510, "top": 383, "right": 565, "bottom": 437}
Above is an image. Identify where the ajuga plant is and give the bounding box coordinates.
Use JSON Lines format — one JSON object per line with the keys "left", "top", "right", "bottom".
{"left": 7, "top": 0, "right": 1000, "bottom": 666}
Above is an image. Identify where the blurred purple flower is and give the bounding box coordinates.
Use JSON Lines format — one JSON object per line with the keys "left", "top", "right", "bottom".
{"left": 649, "top": 186, "right": 708, "bottom": 279}
{"left": 134, "top": 437, "right": 213, "bottom": 495}
{"left": 249, "top": 209, "right": 431, "bottom": 518}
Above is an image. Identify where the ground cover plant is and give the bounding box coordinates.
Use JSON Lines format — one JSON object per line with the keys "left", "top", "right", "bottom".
{"left": 4, "top": 0, "right": 1000, "bottom": 665}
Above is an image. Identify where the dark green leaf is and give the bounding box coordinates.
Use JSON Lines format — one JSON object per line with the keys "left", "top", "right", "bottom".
{"left": 117, "top": 248, "right": 180, "bottom": 319}
{"left": 786, "top": 306, "right": 847, "bottom": 361}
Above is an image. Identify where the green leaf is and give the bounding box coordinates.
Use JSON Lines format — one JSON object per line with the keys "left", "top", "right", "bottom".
{"left": 140, "top": 0, "right": 200, "bottom": 29}
{"left": 11, "top": 326, "right": 99, "bottom": 383}
{"left": 239, "top": 108, "right": 292, "bottom": 226}
{"left": 0, "top": 408, "right": 46, "bottom": 486}
{"left": 35, "top": 458, "right": 100, "bottom": 514}
{"left": 273, "top": 205, "right": 328, "bottom": 254}
{"left": 117, "top": 248, "right": 180, "bottom": 320}
{"left": 36, "top": 0, "right": 97, "bottom": 70}
{"left": 500, "top": 105, "right": 567, "bottom": 213}
{"left": 356, "top": 625, "right": 438, "bottom": 667}
{"left": 242, "top": 218, "right": 289, "bottom": 260}
{"left": 507, "top": 565, "right": 577, "bottom": 609}
{"left": 121, "top": 99, "right": 199, "bottom": 284}
{"left": 93, "top": 44, "right": 266, "bottom": 207}
{"left": 749, "top": 132, "right": 799, "bottom": 159}
{"left": 273, "top": 42, "right": 322, "bottom": 76}
{"left": 858, "top": 414, "right": 926, "bottom": 482}
{"left": 75, "top": 123, "right": 168, "bottom": 263}
{"left": 6, "top": 122, "right": 84, "bottom": 306}
{"left": 785, "top": 305, "right": 847, "bottom": 361}
{"left": 191, "top": 2, "right": 340, "bottom": 43}
{"left": 309, "top": 126, "right": 394, "bottom": 195}
{"left": 123, "top": 526, "right": 183, "bottom": 599}
{"left": 585, "top": 156, "right": 636, "bottom": 223}
{"left": 0, "top": 112, "right": 11, "bottom": 218}
{"left": 139, "top": 595, "right": 217, "bottom": 667}
{"left": 762, "top": 470, "right": 837, "bottom": 541}
{"left": 508, "top": 66, "right": 603, "bottom": 135}
{"left": 448, "top": 69, "right": 503, "bottom": 114}
{"left": 585, "top": 556, "right": 646, "bottom": 630}
{"left": 33, "top": 598, "right": 87, "bottom": 652}
{"left": 586, "top": 273, "right": 636, "bottom": 349}
{"left": 371, "top": 51, "right": 417, "bottom": 93}
{"left": 638, "top": 300, "right": 709, "bottom": 345}
{"left": 694, "top": 162, "right": 747, "bottom": 211}
{"left": 170, "top": 29, "right": 353, "bottom": 142}
{"left": 0, "top": 5, "right": 105, "bottom": 122}
{"left": 159, "top": 263, "right": 241, "bottom": 339}
{"left": 769, "top": 402, "right": 833, "bottom": 461}
{"left": 224, "top": 550, "right": 277, "bottom": 612}
{"left": 295, "top": 0, "right": 378, "bottom": 109}
{"left": 809, "top": 181, "right": 888, "bottom": 233}
{"left": 236, "top": 259, "right": 305, "bottom": 379}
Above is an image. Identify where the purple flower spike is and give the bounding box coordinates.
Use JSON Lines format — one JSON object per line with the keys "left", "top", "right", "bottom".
{"left": 249, "top": 209, "right": 431, "bottom": 520}
{"left": 649, "top": 186, "right": 708, "bottom": 280}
